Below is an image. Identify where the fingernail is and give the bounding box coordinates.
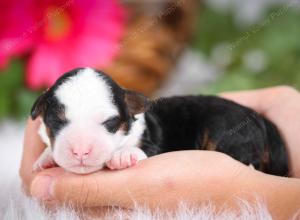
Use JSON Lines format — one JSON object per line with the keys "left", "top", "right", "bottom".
{"left": 31, "top": 176, "right": 54, "bottom": 201}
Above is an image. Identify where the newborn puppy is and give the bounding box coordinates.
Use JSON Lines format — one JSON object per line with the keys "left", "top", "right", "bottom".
{"left": 31, "top": 68, "right": 289, "bottom": 176}
{"left": 32, "top": 68, "right": 148, "bottom": 174}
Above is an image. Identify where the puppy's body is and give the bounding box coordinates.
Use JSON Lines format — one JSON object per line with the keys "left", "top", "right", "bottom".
{"left": 31, "top": 68, "right": 289, "bottom": 176}
{"left": 142, "top": 96, "right": 288, "bottom": 176}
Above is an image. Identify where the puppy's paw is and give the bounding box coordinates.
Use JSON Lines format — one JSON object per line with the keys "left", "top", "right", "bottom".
{"left": 106, "top": 147, "right": 147, "bottom": 170}
{"left": 33, "top": 147, "right": 56, "bottom": 171}
{"left": 33, "top": 159, "right": 56, "bottom": 171}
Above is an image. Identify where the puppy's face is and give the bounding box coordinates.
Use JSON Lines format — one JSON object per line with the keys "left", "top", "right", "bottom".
{"left": 31, "top": 68, "right": 148, "bottom": 174}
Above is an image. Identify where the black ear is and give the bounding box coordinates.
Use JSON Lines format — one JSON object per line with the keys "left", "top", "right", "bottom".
{"left": 31, "top": 91, "right": 49, "bottom": 120}
{"left": 124, "top": 90, "right": 150, "bottom": 116}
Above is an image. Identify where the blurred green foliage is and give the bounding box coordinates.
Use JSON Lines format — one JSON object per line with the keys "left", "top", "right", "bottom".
{"left": 193, "top": 4, "right": 300, "bottom": 94}
{"left": 0, "top": 60, "right": 39, "bottom": 120}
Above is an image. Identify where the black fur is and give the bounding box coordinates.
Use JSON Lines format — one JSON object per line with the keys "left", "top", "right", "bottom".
{"left": 141, "top": 96, "right": 289, "bottom": 176}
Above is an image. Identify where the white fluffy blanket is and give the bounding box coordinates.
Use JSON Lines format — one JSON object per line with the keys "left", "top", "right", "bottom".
{"left": 0, "top": 121, "right": 276, "bottom": 220}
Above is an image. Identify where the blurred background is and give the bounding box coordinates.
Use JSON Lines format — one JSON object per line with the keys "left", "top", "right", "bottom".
{"left": 0, "top": 0, "right": 300, "bottom": 121}
{"left": 1, "top": 0, "right": 300, "bottom": 216}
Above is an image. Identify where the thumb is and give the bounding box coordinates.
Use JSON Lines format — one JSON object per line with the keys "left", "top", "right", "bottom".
{"left": 30, "top": 167, "right": 133, "bottom": 207}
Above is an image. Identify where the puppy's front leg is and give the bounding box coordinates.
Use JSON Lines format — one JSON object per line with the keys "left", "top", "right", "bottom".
{"left": 33, "top": 147, "right": 56, "bottom": 171}
{"left": 106, "top": 147, "right": 147, "bottom": 170}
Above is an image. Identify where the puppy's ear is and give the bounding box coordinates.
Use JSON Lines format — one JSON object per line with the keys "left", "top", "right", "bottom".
{"left": 31, "top": 90, "right": 49, "bottom": 120}
{"left": 124, "top": 90, "right": 150, "bottom": 116}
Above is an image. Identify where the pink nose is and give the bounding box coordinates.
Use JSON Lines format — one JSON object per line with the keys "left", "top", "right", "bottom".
{"left": 71, "top": 147, "right": 92, "bottom": 160}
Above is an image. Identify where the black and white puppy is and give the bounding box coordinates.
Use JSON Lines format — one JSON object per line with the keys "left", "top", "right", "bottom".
{"left": 31, "top": 68, "right": 289, "bottom": 176}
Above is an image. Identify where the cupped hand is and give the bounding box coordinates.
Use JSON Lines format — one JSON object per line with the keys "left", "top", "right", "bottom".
{"left": 20, "top": 118, "right": 250, "bottom": 206}
{"left": 221, "top": 86, "right": 300, "bottom": 177}
{"left": 19, "top": 86, "right": 300, "bottom": 220}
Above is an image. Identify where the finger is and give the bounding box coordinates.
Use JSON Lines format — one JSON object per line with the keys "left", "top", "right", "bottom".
{"left": 19, "top": 117, "right": 46, "bottom": 193}
{"left": 221, "top": 91, "right": 260, "bottom": 109}
{"left": 30, "top": 166, "right": 133, "bottom": 207}
{"left": 220, "top": 86, "right": 287, "bottom": 114}
{"left": 30, "top": 167, "right": 65, "bottom": 201}
{"left": 30, "top": 151, "right": 248, "bottom": 209}
{"left": 220, "top": 89, "right": 268, "bottom": 113}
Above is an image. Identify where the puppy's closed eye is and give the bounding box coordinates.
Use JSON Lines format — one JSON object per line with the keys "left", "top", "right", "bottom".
{"left": 56, "top": 105, "right": 66, "bottom": 122}
{"left": 102, "top": 116, "right": 121, "bottom": 133}
{"left": 44, "top": 104, "right": 67, "bottom": 137}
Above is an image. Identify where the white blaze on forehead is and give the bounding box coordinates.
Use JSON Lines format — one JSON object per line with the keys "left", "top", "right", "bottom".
{"left": 55, "top": 68, "right": 118, "bottom": 120}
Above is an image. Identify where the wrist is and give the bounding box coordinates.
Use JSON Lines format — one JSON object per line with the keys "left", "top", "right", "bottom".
{"left": 237, "top": 171, "right": 300, "bottom": 220}
{"left": 262, "top": 175, "right": 300, "bottom": 220}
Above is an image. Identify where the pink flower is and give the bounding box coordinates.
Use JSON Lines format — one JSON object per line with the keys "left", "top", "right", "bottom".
{"left": 0, "top": 0, "right": 127, "bottom": 89}
{"left": 0, "top": 0, "right": 35, "bottom": 68}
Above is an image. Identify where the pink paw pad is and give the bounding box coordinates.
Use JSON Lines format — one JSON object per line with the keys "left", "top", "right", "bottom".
{"left": 106, "top": 151, "right": 138, "bottom": 170}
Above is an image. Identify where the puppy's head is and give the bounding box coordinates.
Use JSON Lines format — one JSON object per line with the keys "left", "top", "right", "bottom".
{"left": 31, "top": 68, "right": 149, "bottom": 174}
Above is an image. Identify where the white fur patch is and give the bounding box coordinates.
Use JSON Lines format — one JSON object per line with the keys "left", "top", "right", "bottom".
{"left": 55, "top": 68, "right": 118, "bottom": 121}
{"left": 33, "top": 146, "right": 54, "bottom": 171}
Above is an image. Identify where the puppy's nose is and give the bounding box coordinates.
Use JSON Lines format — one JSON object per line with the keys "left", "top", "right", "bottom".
{"left": 71, "top": 147, "right": 92, "bottom": 160}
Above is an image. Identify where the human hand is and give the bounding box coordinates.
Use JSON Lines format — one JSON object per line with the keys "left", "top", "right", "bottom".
{"left": 20, "top": 126, "right": 300, "bottom": 220}
{"left": 19, "top": 118, "right": 47, "bottom": 195}
{"left": 19, "top": 87, "right": 300, "bottom": 220}
{"left": 221, "top": 86, "right": 300, "bottom": 177}
{"left": 19, "top": 118, "right": 248, "bottom": 204}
